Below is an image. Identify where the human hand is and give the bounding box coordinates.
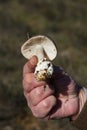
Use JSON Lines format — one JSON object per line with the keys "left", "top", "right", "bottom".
{"left": 23, "top": 56, "right": 85, "bottom": 120}
{"left": 23, "top": 56, "right": 56, "bottom": 119}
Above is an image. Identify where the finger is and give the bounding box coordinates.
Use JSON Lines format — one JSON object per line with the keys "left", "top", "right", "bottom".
{"left": 49, "top": 97, "right": 79, "bottom": 119}
{"left": 23, "top": 56, "right": 38, "bottom": 77}
{"left": 25, "top": 84, "right": 55, "bottom": 106}
{"left": 30, "top": 95, "right": 56, "bottom": 118}
{"left": 23, "top": 73, "right": 46, "bottom": 92}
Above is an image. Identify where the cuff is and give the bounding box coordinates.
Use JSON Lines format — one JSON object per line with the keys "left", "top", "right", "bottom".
{"left": 71, "top": 87, "right": 87, "bottom": 130}
{"left": 83, "top": 87, "right": 87, "bottom": 100}
{"left": 71, "top": 101, "right": 87, "bottom": 130}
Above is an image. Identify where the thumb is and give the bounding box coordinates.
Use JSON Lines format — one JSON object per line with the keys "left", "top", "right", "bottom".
{"left": 29, "top": 55, "right": 38, "bottom": 68}
{"left": 23, "top": 56, "right": 38, "bottom": 76}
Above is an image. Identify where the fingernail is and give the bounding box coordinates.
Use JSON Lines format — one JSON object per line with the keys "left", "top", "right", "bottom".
{"left": 30, "top": 56, "right": 38, "bottom": 66}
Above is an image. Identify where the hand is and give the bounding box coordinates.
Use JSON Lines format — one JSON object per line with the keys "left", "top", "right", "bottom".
{"left": 22, "top": 56, "right": 85, "bottom": 120}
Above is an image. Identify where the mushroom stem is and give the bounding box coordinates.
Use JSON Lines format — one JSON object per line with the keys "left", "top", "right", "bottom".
{"left": 35, "top": 45, "right": 45, "bottom": 61}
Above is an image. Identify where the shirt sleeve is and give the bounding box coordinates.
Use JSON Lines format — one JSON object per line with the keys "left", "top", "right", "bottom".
{"left": 71, "top": 87, "right": 87, "bottom": 130}
{"left": 83, "top": 87, "right": 87, "bottom": 100}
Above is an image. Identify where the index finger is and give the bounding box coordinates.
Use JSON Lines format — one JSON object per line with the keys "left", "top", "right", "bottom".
{"left": 23, "top": 56, "right": 38, "bottom": 77}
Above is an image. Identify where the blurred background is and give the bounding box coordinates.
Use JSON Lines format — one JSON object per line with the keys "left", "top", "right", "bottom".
{"left": 0, "top": 0, "right": 87, "bottom": 130}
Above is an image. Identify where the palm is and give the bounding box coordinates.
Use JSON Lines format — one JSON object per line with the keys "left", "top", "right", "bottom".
{"left": 49, "top": 94, "right": 79, "bottom": 119}
{"left": 49, "top": 67, "right": 79, "bottom": 119}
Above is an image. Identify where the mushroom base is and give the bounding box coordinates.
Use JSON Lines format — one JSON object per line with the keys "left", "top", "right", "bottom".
{"left": 34, "top": 58, "right": 54, "bottom": 81}
{"left": 35, "top": 70, "right": 52, "bottom": 81}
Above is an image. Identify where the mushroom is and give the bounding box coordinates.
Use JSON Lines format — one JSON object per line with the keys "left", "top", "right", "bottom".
{"left": 21, "top": 35, "right": 57, "bottom": 81}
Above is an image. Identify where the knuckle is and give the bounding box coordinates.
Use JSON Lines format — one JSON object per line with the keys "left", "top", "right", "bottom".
{"left": 23, "top": 78, "right": 31, "bottom": 92}
{"left": 24, "top": 74, "right": 30, "bottom": 83}
{"left": 35, "top": 87, "right": 43, "bottom": 97}
{"left": 32, "top": 110, "right": 45, "bottom": 119}
{"left": 42, "top": 96, "right": 56, "bottom": 109}
{"left": 33, "top": 111, "right": 39, "bottom": 118}
{"left": 42, "top": 100, "right": 49, "bottom": 109}
{"left": 24, "top": 92, "right": 30, "bottom": 101}
{"left": 32, "top": 106, "right": 46, "bottom": 118}
{"left": 22, "top": 79, "right": 26, "bottom": 90}
{"left": 32, "top": 108, "right": 41, "bottom": 118}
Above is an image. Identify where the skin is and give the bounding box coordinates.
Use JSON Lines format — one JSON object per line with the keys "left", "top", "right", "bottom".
{"left": 23, "top": 56, "right": 86, "bottom": 120}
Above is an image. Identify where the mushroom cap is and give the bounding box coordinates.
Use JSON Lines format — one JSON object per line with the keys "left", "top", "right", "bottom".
{"left": 21, "top": 35, "right": 57, "bottom": 61}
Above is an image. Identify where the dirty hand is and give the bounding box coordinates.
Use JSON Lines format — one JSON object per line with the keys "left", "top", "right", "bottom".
{"left": 23, "top": 56, "right": 84, "bottom": 120}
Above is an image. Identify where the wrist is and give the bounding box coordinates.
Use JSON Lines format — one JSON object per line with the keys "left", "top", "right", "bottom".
{"left": 71, "top": 87, "right": 86, "bottom": 121}
{"left": 78, "top": 87, "right": 86, "bottom": 114}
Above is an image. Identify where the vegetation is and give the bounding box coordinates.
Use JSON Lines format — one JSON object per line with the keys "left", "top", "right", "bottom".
{"left": 0, "top": 0, "right": 87, "bottom": 129}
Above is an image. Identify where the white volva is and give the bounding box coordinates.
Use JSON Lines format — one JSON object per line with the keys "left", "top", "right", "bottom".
{"left": 34, "top": 58, "right": 54, "bottom": 81}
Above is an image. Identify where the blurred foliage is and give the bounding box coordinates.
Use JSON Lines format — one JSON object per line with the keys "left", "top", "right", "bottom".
{"left": 0, "top": 0, "right": 87, "bottom": 129}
